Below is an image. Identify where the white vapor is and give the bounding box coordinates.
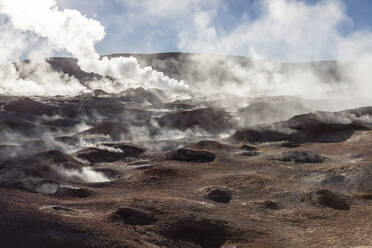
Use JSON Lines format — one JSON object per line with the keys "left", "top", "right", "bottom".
{"left": 172, "top": 0, "right": 372, "bottom": 108}
{"left": 0, "top": 0, "right": 189, "bottom": 95}
{"left": 56, "top": 166, "right": 110, "bottom": 183}
{"left": 0, "top": 0, "right": 372, "bottom": 109}
{"left": 177, "top": 0, "right": 372, "bottom": 61}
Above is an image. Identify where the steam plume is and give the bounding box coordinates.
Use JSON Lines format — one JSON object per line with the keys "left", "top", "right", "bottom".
{"left": 0, "top": 0, "right": 189, "bottom": 95}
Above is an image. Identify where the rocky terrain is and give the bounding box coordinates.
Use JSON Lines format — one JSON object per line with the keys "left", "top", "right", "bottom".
{"left": 1, "top": 54, "right": 372, "bottom": 248}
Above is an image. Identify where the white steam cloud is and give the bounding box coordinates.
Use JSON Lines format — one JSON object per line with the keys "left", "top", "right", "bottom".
{"left": 56, "top": 166, "right": 110, "bottom": 183}
{"left": 173, "top": 0, "right": 372, "bottom": 108}
{"left": 0, "top": 0, "right": 189, "bottom": 96}
{"left": 0, "top": 0, "right": 371, "bottom": 109}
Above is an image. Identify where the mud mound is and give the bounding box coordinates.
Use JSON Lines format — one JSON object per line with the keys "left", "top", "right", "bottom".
{"left": 75, "top": 148, "right": 127, "bottom": 163}
{"left": 42, "top": 118, "right": 80, "bottom": 128}
{"left": 76, "top": 143, "right": 145, "bottom": 163}
{"left": 187, "top": 140, "right": 229, "bottom": 150}
{"left": 162, "top": 217, "right": 229, "bottom": 248}
{"left": 0, "top": 118, "right": 40, "bottom": 137}
{"left": 231, "top": 108, "right": 371, "bottom": 144}
{"left": 240, "top": 151, "right": 260, "bottom": 157}
{"left": 120, "top": 87, "right": 165, "bottom": 104}
{"left": 111, "top": 207, "right": 155, "bottom": 225}
{"left": 55, "top": 136, "right": 80, "bottom": 145}
{"left": 321, "top": 164, "right": 372, "bottom": 192}
{"left": 0, "top": 150, "right": 99, "bottom": 192}
{"left": 287, "top": 112, "right": 368, "bottom": 142}
{"left": 54, "top": 186, "right": 94, "bottom": 198}
{"left": 157, "top": 108, "right": 234, "bottom": 134}
{"left": 280, "top": 141, "right": 301, "bottom": 148}
{"left": 200, "top": 186, "right": 232, "bottom": 203}
{"left": 258, "top": 200, "right": 280, "bottom": 210}
{"left": 101, "top": 143, "right": 146, "bottom": 157}
{"left": 33, "top": 150, "right": 81, "bottom": 165}
{"left": 94, "top": 168, "right": 122, "bottom": 178}
{"left": 238, "top": 100, "right": 310, "bottom": 126}
{"left": 274, "top": 151, "right": 325, "bottom": 163}
{"left": 230, "top": 127, "right": 294, "bottom": 144}
{"left": 3, "top": 98, "right": 58, "bottom": 116}
{"left": 1, "top": 150, "right": 83, "bottom": 173}
{"left": 167, "top": 149, "right": 216, "bottom": 163}
{"left": 0, "top": 204, "right": 110, "bottom": 248}
{"left": 143, "top": 167, "right": 178, "bottom": 177}
{"left": 76, "top": 121, "right": 130, "bottom": 140}
{"left": 312, "top": 189, "right": 349, "bottom": 210}
{"left": 240, "top": 144, "right": 258, "bottom": 151}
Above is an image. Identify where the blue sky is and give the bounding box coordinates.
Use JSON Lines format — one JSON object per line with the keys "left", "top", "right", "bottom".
{"left": 55, "top": 0, "right": 372, "bottom": 60}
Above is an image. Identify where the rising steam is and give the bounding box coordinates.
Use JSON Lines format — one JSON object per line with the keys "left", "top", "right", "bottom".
{"left": 0, "top": 0, "right": 189, "bottom": 96}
